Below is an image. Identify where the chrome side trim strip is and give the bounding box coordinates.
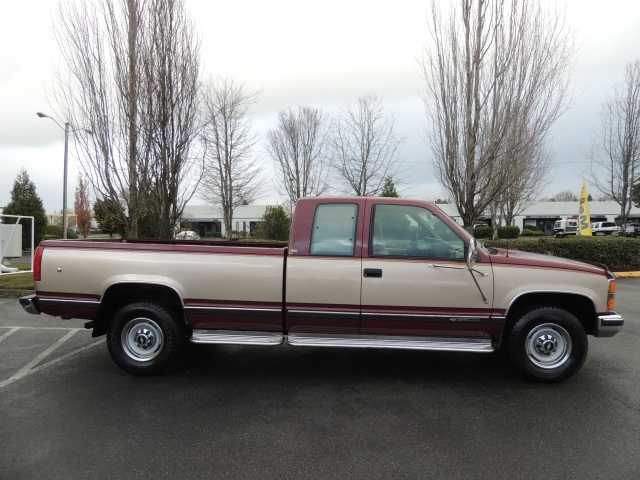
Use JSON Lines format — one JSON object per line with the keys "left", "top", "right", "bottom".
{"left": 362, "top": 313, "right": 491, "bottom": 323}
{"left": 488, "top": 316, "right": 506, "bottom": 325}
{"left": 191, "top": 329, "right": 284, "bottom": 346}
{"left": 185, "top": 307, "right": 281, "bottom": 316}
{"left": 286, "top": 333, "right": 494, "bottom": 353}
{"left": 38, "top": 298, "right": 100, "bottom": 308}
{"left": 288, "top": 310, "right": 360, "bottom": 319}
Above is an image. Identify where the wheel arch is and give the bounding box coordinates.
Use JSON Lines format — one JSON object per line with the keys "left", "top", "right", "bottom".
{"left": 92, "top": 282, "right": 186, "bottom": 337}
{"left": 504, "top": 291, "right": 597, "bottom": 336}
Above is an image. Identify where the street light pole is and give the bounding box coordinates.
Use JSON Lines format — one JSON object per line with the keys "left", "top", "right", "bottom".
{"left": 62, "top": 122, "right": 70, "bottom": 239}
{"left": 37, "top": 112, "right": 77, "bottom": 239}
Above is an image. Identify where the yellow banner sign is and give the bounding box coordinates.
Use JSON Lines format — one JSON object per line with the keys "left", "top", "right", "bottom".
{"left": 578, "top": 181, "right": 592, "bottom": 236}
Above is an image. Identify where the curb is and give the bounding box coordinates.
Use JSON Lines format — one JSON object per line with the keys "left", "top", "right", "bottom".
{"left": 0, "top": 289, "right": 35, "bottom": 299}
{"left": 614, "top": 271, "right": 640, "bottom": 278}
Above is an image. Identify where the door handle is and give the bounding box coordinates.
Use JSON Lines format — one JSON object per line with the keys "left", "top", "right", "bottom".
{"left": 363, "top": 268, "right": 382, "bottom": 278}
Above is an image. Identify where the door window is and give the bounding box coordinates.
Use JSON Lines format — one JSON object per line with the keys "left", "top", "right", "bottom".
{"left": 371, "top": 204, "right": 465, "bottom": 259}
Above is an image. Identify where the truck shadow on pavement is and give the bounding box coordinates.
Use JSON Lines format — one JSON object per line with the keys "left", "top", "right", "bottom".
{"left": 175, "top": 342, "right": 522, "bottom": 386}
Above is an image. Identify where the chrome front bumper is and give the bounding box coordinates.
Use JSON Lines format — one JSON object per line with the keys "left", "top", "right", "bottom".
{"left": 596, "top": 312, "right": 624, "bottom": 337}
{"left": 19, "top": 295, "right": 41, "bottom": 315}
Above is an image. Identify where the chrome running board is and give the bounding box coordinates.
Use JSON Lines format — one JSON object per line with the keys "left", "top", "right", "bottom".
{"left": 191, "top": 329, "right": 494, "bottom": 353}
{"left": 286, "top": 333, "right": 494, "bottom": 352}
{"left": 191, "top": 330, "right": 284, "bottom": 346}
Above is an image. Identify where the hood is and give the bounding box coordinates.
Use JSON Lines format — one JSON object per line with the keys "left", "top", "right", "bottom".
{"left": 488, "top": 247, "right": 608, "bottom": 276}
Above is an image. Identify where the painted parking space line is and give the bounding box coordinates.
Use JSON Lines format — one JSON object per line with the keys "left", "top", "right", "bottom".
{"left": 0, "top": 326, "right": 85, "bottom": 330}
{"left": 0, "top": 338, "right": 105, "bottom": 390}
{"left": 0, "top": 328, "right": 104, "bottom": 389}
{"left": 0, "top": 327, "right": 19, "bottom": 343}
{"left": 11, "top": 328, "right": 81, "bottom": 378}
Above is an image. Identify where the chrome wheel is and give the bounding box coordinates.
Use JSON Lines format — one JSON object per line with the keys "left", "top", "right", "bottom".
{"left": 121, "top": 317, "right": 165, "bottom": 362}
{"left": 525, "top": 323, "right": 572, "bottom": 369}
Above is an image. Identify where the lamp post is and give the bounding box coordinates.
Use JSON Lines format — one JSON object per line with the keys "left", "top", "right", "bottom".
{"left": 37, "top": 112, "right": 86, "bottom": 239}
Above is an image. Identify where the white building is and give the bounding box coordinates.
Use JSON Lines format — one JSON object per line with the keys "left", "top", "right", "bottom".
{"left": 181, "top": 205, "right": 268, "bottom": 238}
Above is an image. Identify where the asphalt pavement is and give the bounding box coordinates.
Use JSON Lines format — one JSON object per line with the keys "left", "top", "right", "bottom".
{"left": 1, "top": 280, "right": 639, "bottom": 479}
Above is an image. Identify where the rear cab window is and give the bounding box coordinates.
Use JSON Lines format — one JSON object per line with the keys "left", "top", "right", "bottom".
{"left": 310, "top": 204, "right": 358, "bottom": 256}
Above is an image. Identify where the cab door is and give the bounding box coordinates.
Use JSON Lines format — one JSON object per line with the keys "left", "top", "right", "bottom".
{"left": 360, "top": 202, "right": 494, "bottom": 338}
{"left": 285, "top": 201, "right": 364, "bottom": 334}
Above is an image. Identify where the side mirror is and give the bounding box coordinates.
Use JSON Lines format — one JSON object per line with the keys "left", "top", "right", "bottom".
{"left": 467, "top": 238, "right": 478, "bottom": 270}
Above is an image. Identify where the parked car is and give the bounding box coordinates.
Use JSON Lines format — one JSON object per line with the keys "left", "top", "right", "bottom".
{"left": 625, "top": 223, "right": 640, "bottom": 237}
{"left": 591, "top": 222, "right": 620, "bottom": 236}
{"left": 174, "top": 230, "right": 200, "bottom": 240}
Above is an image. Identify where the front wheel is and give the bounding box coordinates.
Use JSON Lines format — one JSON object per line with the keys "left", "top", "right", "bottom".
{"left": 107, "top": 302, "right": 185, "bottom": 375}
{"left": 506, "top": 307, "right": 587, "bottom": 383}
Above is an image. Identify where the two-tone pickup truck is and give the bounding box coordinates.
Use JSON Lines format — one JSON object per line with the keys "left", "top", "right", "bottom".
{"left": 20, "top": 197, "right": 623, "bottom": 382}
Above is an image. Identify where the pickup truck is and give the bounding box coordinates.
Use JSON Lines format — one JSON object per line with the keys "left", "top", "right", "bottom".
{"left": 20, "top": 197, "right": 624, "bottom": 383}
{"left": 591, "top": 221, "right": 620, "bottom": 236}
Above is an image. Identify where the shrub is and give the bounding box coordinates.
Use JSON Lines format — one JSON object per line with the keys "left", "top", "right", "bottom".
{"left": 522, "top": 229, "right": 544, "bottom": 237}
{"left": 43, "top": 225, "right": 79, "bottom": 240}
{"left": 253, "top": 205, "right": 291, "bottom": 241}
{"left": 473, "top": 226, "right": 493, "bottom": 238}
{"left": 498, "top": 225, "right": 520, "bottom": 239}
{"left": 484, "top": 237, "right": 640, "bottom": 270}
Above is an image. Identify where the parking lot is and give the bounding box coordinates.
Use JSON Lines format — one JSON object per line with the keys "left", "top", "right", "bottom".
{"left": 1, "top": 280, "right": 639, "bottom": 479}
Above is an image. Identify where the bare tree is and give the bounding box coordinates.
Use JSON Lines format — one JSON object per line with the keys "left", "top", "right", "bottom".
{"left": 498, "top": 132, "right": 553, "bottom": 226}
{"left": 548, "top": 190, "right": 579, "bottom": 202}
{"left": 74, "top": 174, "right": 92, "bottom": 238}
{"left": 138, "top": 0, "right": 203, "bottom": 238}
{"left": 420, "top": 0, "right": 576, "bottom": 230}
{"left": 200, "top": 77, "right": 263, "bottom": 239}
{"left": 50, "top": 0, "right": 202, "bottom": 238}
{"left": 588, "top": 60, "right": 640, "bottom": 230}
{"left": 330, "top": 93, "right": 405, "bottom": 196}
{"left": 266, "top": 107, "right": 330, "bottom": 204}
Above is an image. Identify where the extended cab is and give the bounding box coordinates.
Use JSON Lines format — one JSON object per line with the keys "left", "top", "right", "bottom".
{"left": 20, "top": 197, "right": 624, "bottom": 382}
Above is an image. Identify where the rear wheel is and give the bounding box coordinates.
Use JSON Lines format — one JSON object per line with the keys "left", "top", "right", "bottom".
{"left": 507, "top": 307, "right": 587, "bottom": 383}
{"left": 107, "top": 302, "right": 185, "bottom": 375}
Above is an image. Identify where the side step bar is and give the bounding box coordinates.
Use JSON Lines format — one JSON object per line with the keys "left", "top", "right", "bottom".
{"left": 191, "top": 330, "right": 284, "bottom": 346}
{"left": 190, "top": 330, "right": 494, "bottom": 353}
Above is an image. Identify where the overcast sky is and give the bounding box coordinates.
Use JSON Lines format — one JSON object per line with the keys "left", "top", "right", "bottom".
{"left": 1, "top": 0, "right": 639, "bottom": 213}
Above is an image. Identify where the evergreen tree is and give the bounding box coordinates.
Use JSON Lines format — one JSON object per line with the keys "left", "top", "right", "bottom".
{"left": 2, "top": 169, "right": 48, "bottom": 248}
{"left": 253, "top": 205, "right": 291, "bottom": 241}
{"left": 74, "top": 174, "right": 92, "bottom": 238}
{"left": 93, "top": 198, "right": 127, "bottom": 238}
{"left": 380, "top": 176, "right": 399, "bottom": 197}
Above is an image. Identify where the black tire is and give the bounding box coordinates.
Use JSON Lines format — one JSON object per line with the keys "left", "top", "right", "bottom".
{"left": 107, "top": 302, "right": 185, "bottom": 375}
{"left": 507, "top": 307, "right": 587, "bottom": 383}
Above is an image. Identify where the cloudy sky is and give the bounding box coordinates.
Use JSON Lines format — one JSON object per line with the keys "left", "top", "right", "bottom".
{"left": 1, "top": 0, "right": 639, "bottom": 213}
